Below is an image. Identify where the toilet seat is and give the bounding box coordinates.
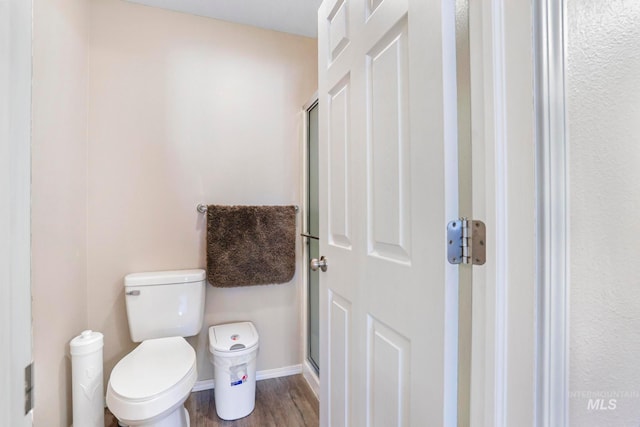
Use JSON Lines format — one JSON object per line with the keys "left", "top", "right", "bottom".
{"left": 106, "top": 337, "right": 197, "bottom": 424}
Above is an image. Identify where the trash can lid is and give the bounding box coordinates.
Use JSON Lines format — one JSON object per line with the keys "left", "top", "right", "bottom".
{"left": 209, "top": 322, "right": 258, "bottom": 353}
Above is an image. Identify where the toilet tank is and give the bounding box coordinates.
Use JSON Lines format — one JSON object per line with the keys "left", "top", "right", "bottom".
{"left": 124, "top": 269, "right": 206, "bottom": 342}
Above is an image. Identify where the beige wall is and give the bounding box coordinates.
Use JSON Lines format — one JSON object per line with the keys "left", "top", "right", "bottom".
{"left": 87, "top": 0, "right": 317, "bottom": 383}
{"left": 32, "top": 0, "right": 89, "bottom": 425}
{"left": 32, "top": 0, "right": 316, "bottom": 422}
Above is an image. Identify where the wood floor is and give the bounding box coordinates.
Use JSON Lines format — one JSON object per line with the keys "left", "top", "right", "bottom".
{"left": 105, "top": 374, "right": 319, "bottom": 427}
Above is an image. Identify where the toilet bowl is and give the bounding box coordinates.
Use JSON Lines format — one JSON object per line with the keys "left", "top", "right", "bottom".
{"left": 106, "top": 269, "right": 206, "bottom": 427}
{"left": 106, "top": 337, "right": 197, "bottom": 427}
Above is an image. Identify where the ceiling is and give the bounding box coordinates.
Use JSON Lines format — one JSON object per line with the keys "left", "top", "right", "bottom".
{"left": 126, "top": 0, "right": 323, "bottom": 38}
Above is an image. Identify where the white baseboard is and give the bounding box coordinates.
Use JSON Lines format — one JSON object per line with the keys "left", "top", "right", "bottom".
{"left": 192, "top": 379, "right": 215, "bottom": 392}
{"left": 302, "top": 360, "right": 319, "bottom": 399}
{"left": 256, "top": 364, "right": 302, "bottom": 381}
{"left": 192, "top": 364, "right": 303, "bottom": 392}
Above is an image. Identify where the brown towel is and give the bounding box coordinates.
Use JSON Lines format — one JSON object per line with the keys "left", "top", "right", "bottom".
{"left": 206, "top": 205, "right": 296, "bottom": 287}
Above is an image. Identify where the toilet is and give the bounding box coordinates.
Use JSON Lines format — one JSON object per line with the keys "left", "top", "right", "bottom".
{"left": 106, "top": 269, "right": 206, "bottom": 427}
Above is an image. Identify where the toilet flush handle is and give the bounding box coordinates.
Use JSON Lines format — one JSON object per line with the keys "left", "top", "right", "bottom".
{"left": 126, "top": 290, "right": 140, "bottom": 296}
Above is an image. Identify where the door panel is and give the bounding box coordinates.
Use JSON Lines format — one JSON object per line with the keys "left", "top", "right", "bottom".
{"left": 329, "top": 291, "right": 351, "bottom": 426}
{"left": 367, "top": 317, "right": 410, "bottom": 427}
{"left": 318, "top": 0, "right": 459, "bottom": 425}
{"left": 367, "top": 18, "right": 410, "bottom": 263}
{"left": 328, "top": 77, "right": 352, "bottom": 249}
{"left": 328, "top": 0, "right": 350, "bottom": 63}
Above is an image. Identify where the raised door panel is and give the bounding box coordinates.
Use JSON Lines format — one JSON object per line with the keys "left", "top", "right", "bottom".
{"left": 329, "top": 291, "right": 351, "bottom": 427}
{"left": 328, "top": 76, "right": 352, "bottom": 250}
{"left": 366, "top": 316, "right": 411, "bottom": 427}
{"left": 367, "top": 0, "right": 384, "bottom": 17}
{"left": 366, "top": 19, "right": 411, "bottom": 264}
{"left": 327, "top": 0, "right": 350, "bottom": 64}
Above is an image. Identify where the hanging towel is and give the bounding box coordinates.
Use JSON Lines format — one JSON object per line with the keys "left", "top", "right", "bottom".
{"left": 206, "top": 205, "right": 296, "bottom": 287}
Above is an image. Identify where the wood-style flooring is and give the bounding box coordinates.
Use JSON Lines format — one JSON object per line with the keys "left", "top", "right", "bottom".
{"left": 105, "top": 374, "right": 319, "bottom": 427}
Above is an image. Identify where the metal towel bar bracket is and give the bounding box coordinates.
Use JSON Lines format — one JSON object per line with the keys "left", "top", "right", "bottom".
{"left": 197, "top": 203, "right": 299, "bottom": 214}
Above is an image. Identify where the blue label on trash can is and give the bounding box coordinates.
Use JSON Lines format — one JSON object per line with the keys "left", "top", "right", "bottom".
{"left": 230, "top": 364, "right": 248, "bottom": 387}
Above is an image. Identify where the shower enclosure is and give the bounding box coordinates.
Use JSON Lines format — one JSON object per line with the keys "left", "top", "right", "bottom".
{"left": 305, "top": 100, "right": 320, "bottom": 374}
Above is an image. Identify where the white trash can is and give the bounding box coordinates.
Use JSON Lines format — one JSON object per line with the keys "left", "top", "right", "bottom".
{"left": 208, "top": 322, "right": 259, "bottom": 420}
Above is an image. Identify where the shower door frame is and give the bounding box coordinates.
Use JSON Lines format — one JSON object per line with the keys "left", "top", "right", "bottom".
{"left": 300, "top": 92, "right": 320, "bottom": 397}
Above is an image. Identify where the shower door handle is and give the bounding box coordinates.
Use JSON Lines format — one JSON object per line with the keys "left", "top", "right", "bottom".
{"left": 310, "top": 256, "right": 328, "bottom": 272}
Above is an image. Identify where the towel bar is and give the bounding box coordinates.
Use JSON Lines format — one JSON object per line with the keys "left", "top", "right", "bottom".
{"left": 197, "top": 204, "right": 299, "bottom": 214}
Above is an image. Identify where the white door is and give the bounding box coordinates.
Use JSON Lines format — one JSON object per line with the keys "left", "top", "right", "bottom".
{"left": 0, "top": 0, "right": 33, "bottom": 425}
{"left": 317, "top": 0, "right": 460, "bottom": 424}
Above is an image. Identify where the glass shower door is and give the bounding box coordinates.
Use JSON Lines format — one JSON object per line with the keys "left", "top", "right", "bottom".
{"left": 307, "top": 101, "right": 320, "bottom": 373}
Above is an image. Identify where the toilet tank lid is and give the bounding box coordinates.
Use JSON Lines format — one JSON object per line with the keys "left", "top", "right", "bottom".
{"left": 125, "top": 269, "right": 206, "bottom": 287}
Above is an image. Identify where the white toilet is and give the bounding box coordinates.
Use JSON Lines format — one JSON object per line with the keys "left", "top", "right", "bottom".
{"left": 106, "top": 269, "right": 206, "bottom": 427}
